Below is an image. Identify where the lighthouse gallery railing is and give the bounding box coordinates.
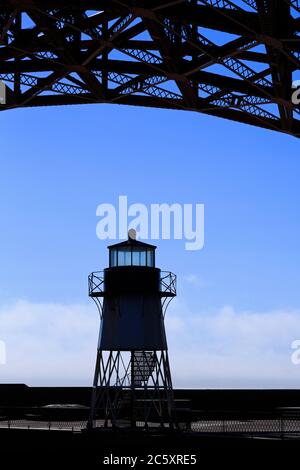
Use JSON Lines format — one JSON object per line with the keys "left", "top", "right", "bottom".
{"left": 88, "top": 271, "right": 176, "bottom": 297}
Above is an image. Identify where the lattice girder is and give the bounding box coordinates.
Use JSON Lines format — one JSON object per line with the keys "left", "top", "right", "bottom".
{"left": 1, "top": 1, "right": 300, "bottom": 136}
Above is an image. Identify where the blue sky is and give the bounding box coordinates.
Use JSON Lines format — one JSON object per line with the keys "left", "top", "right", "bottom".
{"left": 1, "top": 102, "right": 300, "bottom": 387}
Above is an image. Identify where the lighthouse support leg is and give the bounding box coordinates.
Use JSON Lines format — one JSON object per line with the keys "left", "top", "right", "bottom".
{"left": 88, "top": 349, "right": 176, "bottom": 429}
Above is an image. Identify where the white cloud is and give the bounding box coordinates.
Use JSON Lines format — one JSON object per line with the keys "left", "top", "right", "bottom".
{"left": 166, "top": 301, "right": 300, "bottom": 388}
{"left": 0, "top": 300, "right": 99, "bottom": 385}
{"left": 0, "top": 340, "right": 6, "bottom": 365}
{"left": 182, "top": 274, "right": 206, "bottom": 288}
{"left": 0, "top": 299, "right": 300, "bottom": 388}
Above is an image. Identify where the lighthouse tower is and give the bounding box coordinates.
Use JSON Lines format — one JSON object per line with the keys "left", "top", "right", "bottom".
{"left": 88, "top": 231, "right": 176, "bottom": 429}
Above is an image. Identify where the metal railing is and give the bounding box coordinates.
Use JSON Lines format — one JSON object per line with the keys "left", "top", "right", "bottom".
{"left": 88, "top": 270, "right": 176, "bottom": 297}
{"left": 160, "top": 271, "right": 176, "bottom": 296}
{"left": 0, "top": 419, "right": 87, "bottom": 431}
{"left": 185, "top": 417, "right": 300, "bottom": 437}
{"left": 1, "top": 416, "right": 300, "bottom": 437}
{"left": 88, "top": 271, "right": 104, "bottom": 297}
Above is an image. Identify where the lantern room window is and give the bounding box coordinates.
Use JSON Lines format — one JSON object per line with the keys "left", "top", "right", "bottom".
{"left": 109, "top": 245, "right": 155, "bottom": 267}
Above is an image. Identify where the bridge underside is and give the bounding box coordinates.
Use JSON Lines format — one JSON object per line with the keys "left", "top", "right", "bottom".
{"left": 1, "top": 0, "right": 300, "bottom": 137}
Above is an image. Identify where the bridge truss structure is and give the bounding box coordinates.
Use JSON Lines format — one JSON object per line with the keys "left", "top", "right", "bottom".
{"left": 1, "top": 0, "right": 300, "bottom": 137}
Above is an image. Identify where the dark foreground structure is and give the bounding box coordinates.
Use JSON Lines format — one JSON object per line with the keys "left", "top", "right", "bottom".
{"left": 1, "top": 385, "right": 300, "bottom": 465}
{"left": 1, "top": 1, "right": 300, "bottom": 137}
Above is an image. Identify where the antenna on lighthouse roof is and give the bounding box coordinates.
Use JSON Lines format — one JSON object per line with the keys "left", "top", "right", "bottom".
{"left": 128, "top": 228, "right": 137, "bottom": 240}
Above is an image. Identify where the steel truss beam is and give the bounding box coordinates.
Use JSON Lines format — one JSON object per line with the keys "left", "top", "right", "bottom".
{"left": 0, "top": 0, "right": 300, "bottom": 137}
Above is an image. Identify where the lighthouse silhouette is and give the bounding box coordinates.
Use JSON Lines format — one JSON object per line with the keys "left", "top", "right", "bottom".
{"left": 88, "top": 230, "right": 176, "bottom": 429}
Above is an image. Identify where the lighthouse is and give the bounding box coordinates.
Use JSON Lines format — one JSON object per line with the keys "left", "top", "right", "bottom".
{"left": 88, "top": 231, "right": 176, "bottom": 429}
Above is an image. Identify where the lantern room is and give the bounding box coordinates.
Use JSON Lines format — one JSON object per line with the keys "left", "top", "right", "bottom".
{"left": 108, "top": 237, "right": 156, "bottom": 268}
